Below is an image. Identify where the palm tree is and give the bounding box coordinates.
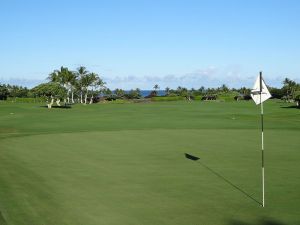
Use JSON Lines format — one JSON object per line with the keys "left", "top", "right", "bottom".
{"left": 176, "top": 86, "right": 188, "bottom": 96}
{"left": 283, "top": 78, "right": 291, "bottom": 98}
{"left": 81, "top": 74, "right": 94, "bottom": 104}
{"left": 220, "top": 84, "right": 229, "bottom": 93}
{"left": 114, "top": 88, "right": 125, "bottom": 98}
{"left": 48, "top": 70, "right": 62, "bottom": 104}
{"left": 48, "top": 71, "right": 60, "bottom": 83}
{"left": 153, "top": 84, "right": 160, "bottom": 94}
{"left": 68, "top": 71, "right": 76, "bottom": 103}
{"left": 74, "top": 78, "right": 83, "bottom": 103}
{"left": 76, "top": 66, "right": 89, "bottom": 103}
{"left": 199, "top": 86, "right": 205, "bottom": 94}
{"left": 60, "top": 67, "right": 75, "bottom": 104}
{"left": 49, "top": 66, "right": 73, "bottom": 103}
{"left": 80, "top": 72, "right": 104, "bottom": 104}
{"left": 89, "top": 73, "right": 105, "bottom": 104}
{"left": 283, "top": 78, "right": 297, "bottom": 101}
{"left": 165, "top": 87, "right": 170, "bottom": 96}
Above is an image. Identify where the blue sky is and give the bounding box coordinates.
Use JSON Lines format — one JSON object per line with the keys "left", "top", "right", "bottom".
{"left": 0, "top": 0, "right": 300, "bottom": 89}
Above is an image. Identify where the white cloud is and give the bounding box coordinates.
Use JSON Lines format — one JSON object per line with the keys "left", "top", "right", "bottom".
{"left": 0, "top": 77, "right": 46, "bottom": 88}
{"left": 103, "top": 65, "right": 296, "bottom": 90}
{"left": 103, "top": 66, "right": 241, "bottom": 89}
{"left": 1, "top": 65, "right": 297, "bottom": 90}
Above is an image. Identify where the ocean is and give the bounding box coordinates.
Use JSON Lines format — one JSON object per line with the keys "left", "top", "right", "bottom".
{"left": 121, "top": 90, "right": 166, "bottom": 97}
{"left": 140, "top": 90, "right": 166, "bottom": 97}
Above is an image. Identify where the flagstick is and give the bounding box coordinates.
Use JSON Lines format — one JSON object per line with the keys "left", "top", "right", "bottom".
{"left": 251, "top": 72, "right": 270, "bottom": 207}
{"left": 260, "top": 72, "right": 265, "bottom": 207}
{"left": 261, "top": 95, "right": 265, "bottom": 207}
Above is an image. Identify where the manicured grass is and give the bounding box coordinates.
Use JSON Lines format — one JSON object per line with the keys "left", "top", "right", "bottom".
{"left": 0, "top": 100, "right": 299, "bottom": 225}
{"left": 151, "top": 96, "right": 185, "bottom": 101}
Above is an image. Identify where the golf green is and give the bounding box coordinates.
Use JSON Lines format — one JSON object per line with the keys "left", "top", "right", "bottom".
{"left": 0, "top": 101, "right": 299, "bottom": 225}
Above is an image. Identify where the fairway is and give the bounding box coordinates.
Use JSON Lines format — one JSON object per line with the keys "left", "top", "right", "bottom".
{"left": 0, "top": 101, "right": 299, "bottom": 225}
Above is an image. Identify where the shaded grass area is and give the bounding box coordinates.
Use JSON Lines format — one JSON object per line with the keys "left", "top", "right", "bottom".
{"left": 0, "top": 101, "right": 299, "bottom": 225}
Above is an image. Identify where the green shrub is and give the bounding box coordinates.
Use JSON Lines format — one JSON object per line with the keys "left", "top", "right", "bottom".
{"left": 109, "top": 99, "right": 128, "bottom": 104}
{"left": 167, "top": 93, "right": 178, "bottom": 97}
{"left": 6, "top": 97, "right": 46, "bottom": 103}
{"left": 218, "top": 92, "right": 239, "bottom": 102}
{"left": 193, "top": 95, "right": 203, "bottom": 100}
{"left": 218, "top": 96, "right": 234, "bottom": 102}
{"left": 151, "top": 96, "right": 185, "bottom": 101}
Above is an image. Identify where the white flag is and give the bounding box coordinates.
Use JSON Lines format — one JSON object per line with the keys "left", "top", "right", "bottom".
{"left": 251, "top": 75, "right": 271, "bottom": 105}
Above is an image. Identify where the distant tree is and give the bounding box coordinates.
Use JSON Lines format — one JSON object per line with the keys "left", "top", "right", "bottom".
{"left": 153, "top": 84, "right": 160, "bottom": 94}
{"left": 81, "top": 73, "right": 95, "bottom": 104}
{"left": 176, "top": 86, "right": 182, "bottom": 92}
{"left": 269, "top": 87, "right": 285, "bottom": 99}
{"left": 125, "top": 88, "right": 142, "bottom": 99}
{"left": 294, "top": 94, "right": 300, "bottom": 107}
{"left": 0, "top": 84, "right": 9, "bottom": 100}
{"left": 5, "top": 85, "right": 29, "bottom": 98}
{"left": 282, "top": 77, "right": 297, "bottom": 101}
{"left": 135, "top": 88, "right": 142, "bottom": 98}
{"left": 69, "top": 71, "right": 77, "bottom": 103}
{"left": 220, "top": 84, "right": 229, "bottom": 93}
{"left": 88, "top": 73, "right": 105, "bottom": 104}
{"left": 165, "top": 87, "right": 170, "bottom": 96}
{"left": 103, "top": 88, "right": 112, "bottom": 96}
{"left": 31, "top": 82, "right": 64, "bottom": 98}
{"left": 31, "top": 82, "right": 66, "bottom": 108}
{"left": 76, "top": 66, "right": 89, "bottom": 103}
{"left": 62, "top": 67, "right": 76, "bottom": 104}
{"left": 198, "top": 86, "right": 206, "bottom": 94}
{"left": 176, "top": 86, "right": 188, "bottom": 97}
{"left": 48, "top": 66, "right": 105, "bottom": 105}
{"left": 114, "top": 88, "right": 125, "bottom": 98}
{"left": 238, "top": 87, "right": 251, "bottom": 96}
{"left": 48, "top": 66, "right": 74, "bottom": 103}
{"left": 78, "top": 72, "right": 104, "bottom": 104}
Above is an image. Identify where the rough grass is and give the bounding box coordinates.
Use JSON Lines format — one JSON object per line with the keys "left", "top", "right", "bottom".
{"left": 0, "top": 100, "right": 299, "bottom": 225}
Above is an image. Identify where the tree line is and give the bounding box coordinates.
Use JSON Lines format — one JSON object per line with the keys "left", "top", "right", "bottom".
{"left": 0, "top": 66, "right": 106, "bottom": 107}
{"left": 1, "top": 67, "right": 300, "bottom": 106}
{"left": 148, "top": 79, "right": 300, "bottom": 105}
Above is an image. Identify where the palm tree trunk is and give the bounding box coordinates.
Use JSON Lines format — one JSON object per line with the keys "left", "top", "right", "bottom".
{"left": 89, "top": 94, "right": 93, "bottom": 104}
{"left": 80, "top": 92, "right": 83, "bottom": 104}
{"left": 84, "top": 90, "right": 88, "bottom": 104}
{"left": 48, "top": 97, "right": 54, "bottom": 108}
{"left": 71, "top": 89, "right": 74, "bottom": 103}
{"left": 89, "top": 89, "right": 94, "bottom": 104}
{"left": 67, "top": 89, "right": 70, "bottom": 103}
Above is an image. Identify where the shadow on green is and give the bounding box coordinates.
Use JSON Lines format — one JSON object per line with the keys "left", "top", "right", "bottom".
{"left": 229, "top": 218, "right": 299, "bottom": 225}
{"left": 184, "top": 153, "right": 261, "bottom": 206}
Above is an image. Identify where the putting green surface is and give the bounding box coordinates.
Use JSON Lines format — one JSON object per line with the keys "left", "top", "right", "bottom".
{"left": 0, "top": 101, "right": 299, "bottom": 225}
